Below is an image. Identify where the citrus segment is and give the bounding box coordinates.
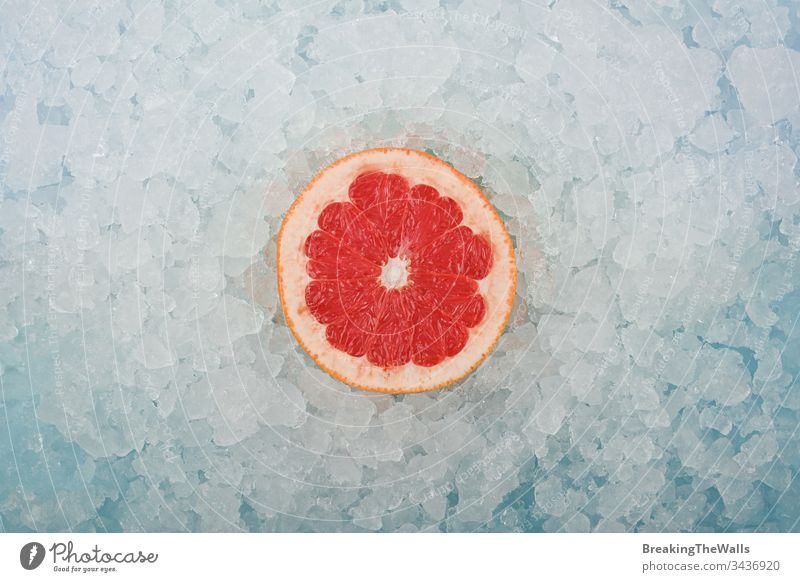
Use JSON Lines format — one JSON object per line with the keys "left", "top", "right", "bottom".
{"left": 277, "top": 148, "right": 516, "bottom": 393}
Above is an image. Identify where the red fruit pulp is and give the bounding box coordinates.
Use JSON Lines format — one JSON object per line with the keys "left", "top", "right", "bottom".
{"left": 303, "top": 171, "right": 493, "bottom": 368}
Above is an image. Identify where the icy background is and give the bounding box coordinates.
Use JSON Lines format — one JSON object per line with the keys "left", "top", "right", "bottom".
{"left": 1, "top": 0, "right": 800, "bottom": 533}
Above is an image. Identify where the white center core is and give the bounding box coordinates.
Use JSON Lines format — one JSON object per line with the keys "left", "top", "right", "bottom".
{"left": 380, "top": 256, "right": 410, "bottom": 289}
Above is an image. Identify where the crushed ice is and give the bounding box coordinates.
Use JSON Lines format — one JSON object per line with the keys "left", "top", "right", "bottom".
{"left": 0, "top": 0, "right": 799, "bottom": 532}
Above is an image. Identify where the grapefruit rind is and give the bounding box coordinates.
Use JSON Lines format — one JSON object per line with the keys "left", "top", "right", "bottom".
{"left": 277, "top": 148, "right": 517, "bottom": 393}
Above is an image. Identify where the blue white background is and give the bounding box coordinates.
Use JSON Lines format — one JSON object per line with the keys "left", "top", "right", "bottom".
{"left": 1, "top": 0, "right": 799, "bottom": 532}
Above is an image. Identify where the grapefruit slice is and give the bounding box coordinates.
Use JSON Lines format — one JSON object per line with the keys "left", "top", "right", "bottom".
{"left": 277, "top": 148, "right": 516, "bottom": 393}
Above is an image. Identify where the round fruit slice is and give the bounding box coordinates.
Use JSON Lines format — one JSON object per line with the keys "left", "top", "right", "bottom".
{"left": 277, "top": 148, "right": 516, "bottom": 393}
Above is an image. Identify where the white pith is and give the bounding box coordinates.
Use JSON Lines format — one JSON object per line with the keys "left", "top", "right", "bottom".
{"left": 381, "top": 256, "right": 410, "bottom": 289}
{"left": 277, "top": 148, "right": 517, "bottom": 393}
